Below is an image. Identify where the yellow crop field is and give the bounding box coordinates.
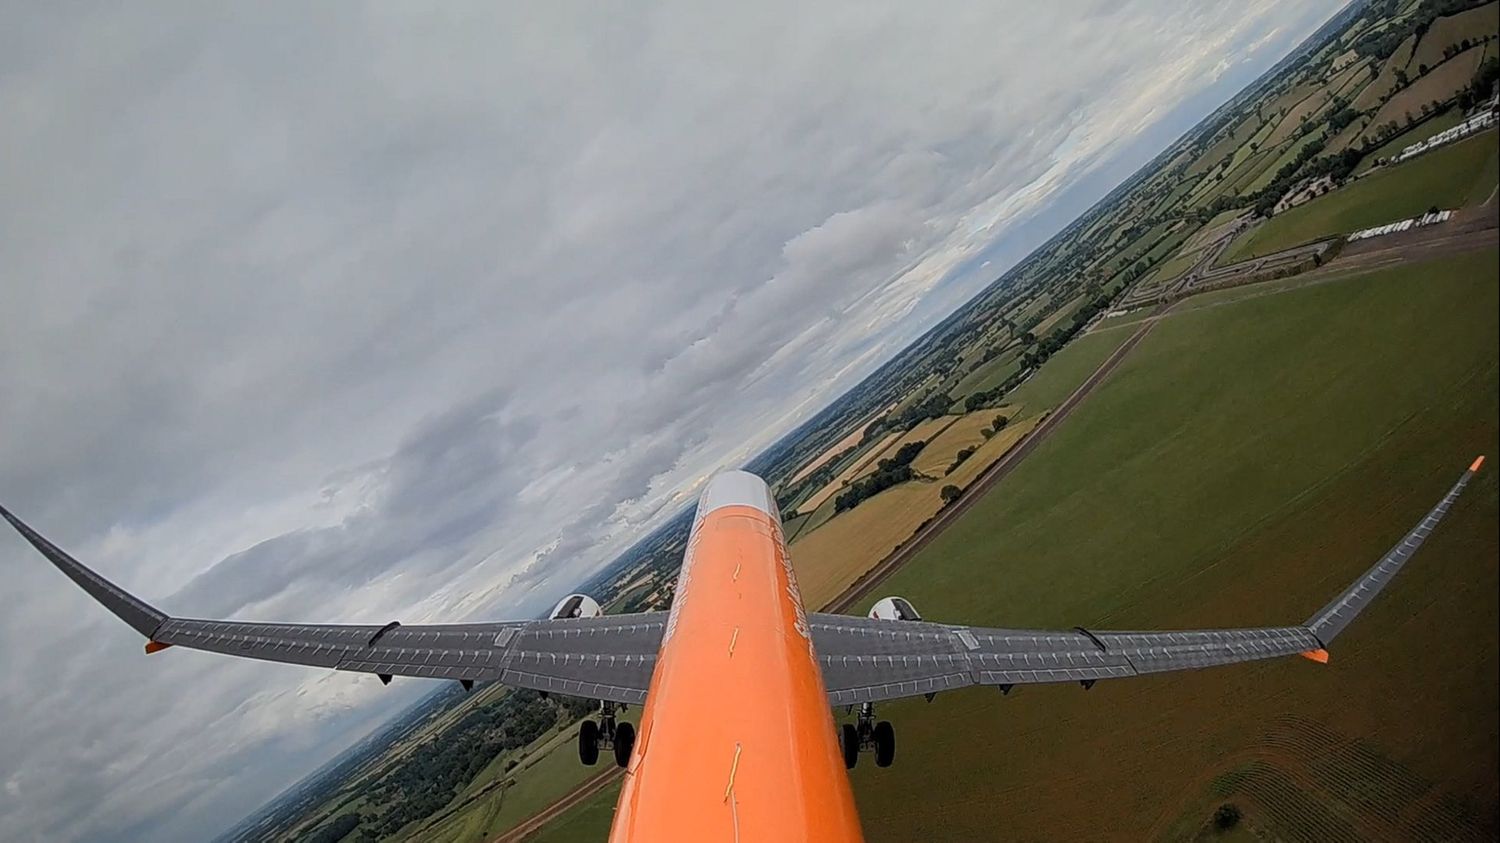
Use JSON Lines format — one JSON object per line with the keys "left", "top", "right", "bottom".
{"left": 787, "top": 426, "right": 867, "bottom": 485}
{"left": 911, "top": 407, "right": 1021, "bottom": 476}
{"left": 789, "top": 483, "right": 947, "bottom": 609}
{"left": 945, "top": 415, "right": 1042, "bottom": 489}
{"left": 797, "top": 431, "right": 902, "bottom": 512}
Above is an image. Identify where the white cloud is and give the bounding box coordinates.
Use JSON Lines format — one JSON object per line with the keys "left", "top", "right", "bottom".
{"left": 0, "top": 2, "right": 1340, "bottom": 840}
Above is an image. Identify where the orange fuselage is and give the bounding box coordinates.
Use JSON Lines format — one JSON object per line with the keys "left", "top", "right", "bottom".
{"left": 608, "top": 476, "right": 863, "bottom": 841}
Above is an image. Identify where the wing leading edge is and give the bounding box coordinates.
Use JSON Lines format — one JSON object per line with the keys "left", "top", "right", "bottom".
{"left": 812, "top": 458, "right": 1483, "bottom": 706}
{"left": 0, "top": 504, "right": 663, "bottom": 703}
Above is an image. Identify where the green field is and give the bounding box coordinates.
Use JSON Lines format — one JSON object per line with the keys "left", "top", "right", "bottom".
{"left": 1225, "top": 131, "right": 1499, "bottom": 261}
{"left": 947, "top": 349, "right": 1023, "bottom": 402}
{"left": 1356, "top": 107, "right": 1467, "bottom": 173}
{"left": 1000, "top": 327, "right": 1139, "bottom": 421}
{"left": 848, "top": 249, "right": 1499, "bottom": 841}
{"left": 522, "top": 249, "right": 1499, "bottom": 843}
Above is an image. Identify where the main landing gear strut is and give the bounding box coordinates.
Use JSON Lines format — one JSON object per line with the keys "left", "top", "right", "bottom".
{"left": 579, "top": 700, "right": 635, "bottom": 768}
{"left": 839, "top": 702, "right": 895, "bottom": 769}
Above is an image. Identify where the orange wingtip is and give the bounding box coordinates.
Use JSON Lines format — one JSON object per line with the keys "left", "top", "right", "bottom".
{"left": 1470, "top": 455, "right": 1485, "bottom": 472}
{"left": 144, "top": 641, "right": 174, "bottom": 654}
{"left": 1299, "top": 649, "right": 1329, "bottom": 664}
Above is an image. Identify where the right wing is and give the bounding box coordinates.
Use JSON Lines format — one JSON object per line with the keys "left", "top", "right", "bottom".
{"left": 0, "top": 504, "right": 665, "bottom": 704}
{"left": 812, "top": 457, "right": 1483, "bottom": 706}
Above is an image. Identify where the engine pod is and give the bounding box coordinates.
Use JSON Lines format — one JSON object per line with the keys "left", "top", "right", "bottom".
{"left": 549, "top": 593, "right": 603, "bottom": 620}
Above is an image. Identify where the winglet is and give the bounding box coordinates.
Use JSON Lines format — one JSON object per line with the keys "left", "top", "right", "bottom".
{"left": 144, "top": 641, "right": 174, "bottom": 654}
{"left": 1, "top": 503, "right": 169, "bottom": 639}
{"left": 1305, "top": 460, "right": 1479, "bottom": 644}
{"left": 1299, "top": 648, "right": 1329, "bottom": 664}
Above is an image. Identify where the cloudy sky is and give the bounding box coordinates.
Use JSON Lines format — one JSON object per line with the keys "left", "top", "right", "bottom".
{"left": 0, "top": 2, "right": 1342, "bottom": 840}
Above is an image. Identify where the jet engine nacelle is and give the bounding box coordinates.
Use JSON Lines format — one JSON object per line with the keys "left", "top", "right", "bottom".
{"left": 549, "top": 593, "right": 603, "bottom": 620}
{"left": 869, "top": 596, "right": 922, "bottom": 622}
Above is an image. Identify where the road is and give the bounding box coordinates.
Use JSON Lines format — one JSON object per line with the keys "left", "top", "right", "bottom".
{"left": 491, "top": 768, "right": 624, "bottom": 843}
{"left": 825, "top": 301, "right": 1167, "bottom": 613}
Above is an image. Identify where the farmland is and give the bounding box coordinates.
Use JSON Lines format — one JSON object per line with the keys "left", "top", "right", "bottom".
{"left": 848, "top": 249, "right": 1499, "bottom": 841}
{"left": 1225, "top": 130, "right": 1499, "bottom": 260}
{"left": 244, "top": 2, "right": 1500, "bottom": 840}
{"left": 517, "top": 248, "right": 1500, "bottom": 843}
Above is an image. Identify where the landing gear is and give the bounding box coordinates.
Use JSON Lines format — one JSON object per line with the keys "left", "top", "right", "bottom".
{"left": 614, "top": 722, "right": 636, "bottom": 767}
{"left": 578, "top": 700, "right": 634, "bottom": 768}
{"left": 578, "top": 719, "right": 600, "bottom": 765}
{"left": 839, "top": 723, "right": 859, "bottom": 769}
{"left": 839, "top": 703, "right": 896, "bottom": 769}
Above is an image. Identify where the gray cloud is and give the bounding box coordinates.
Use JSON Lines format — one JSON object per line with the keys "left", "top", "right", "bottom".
{"left": 0, "top": 2, "right": 1341, "bottom": 840}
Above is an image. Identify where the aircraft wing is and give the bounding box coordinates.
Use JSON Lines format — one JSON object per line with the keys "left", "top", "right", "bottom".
{"left": 811, "top": 458, "right": 1482, "bottom": 706}
{"left": 0, "top": 504, "right": 664, "bottom": 704}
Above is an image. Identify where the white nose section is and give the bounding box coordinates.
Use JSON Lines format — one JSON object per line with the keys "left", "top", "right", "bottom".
{"left": 698, "top": 470, "right": 778, "bottom": 517}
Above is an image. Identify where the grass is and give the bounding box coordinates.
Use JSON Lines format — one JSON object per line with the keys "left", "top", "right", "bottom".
{"left": 522, "top": 782, "right": 622, "bottom": 842}
{"left": 1354, "top": 34, "right": 1418, "bottom": 111}
{"left": 1245, "top": 130, "right": 1324, "bottom": 194}
{"left": 1356, "top": 107, "right": 1466, "bottom": 173}
{"left": 946, "top": 349, "right": 1021, "bottom": 403}
{"left": 1138, "top": 246, "right": 1201, "bottom": 287}
{"left": 524, "top": 249, "right": 1499, "bottom": 843}
{"left": 1407, "top": 2, "right": 1499, "bottom": 72}
{"left": 1224, "top": 130, "right": 1499, "bottom": 261}
{"left": 1001, "top": 328, "right": 1140, "bottom": 421}
{"left": 1366, "top": 45, "right": 1490, "bottom": 137}
{"left": 846, "top": 248, "right": 1498, "bottom": 841}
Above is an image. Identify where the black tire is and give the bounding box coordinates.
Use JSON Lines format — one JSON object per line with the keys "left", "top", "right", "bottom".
{"left": 873, "top": 721, "right": 895, "bottom": 768}
{"left": 614, "top": 722, "right": 636, "bottom": 768}
{"left": 578, "top": 720, "right": 600, "bottom": 766}
{"left": 839, "top": 723, "right": 859, "bottom": 769}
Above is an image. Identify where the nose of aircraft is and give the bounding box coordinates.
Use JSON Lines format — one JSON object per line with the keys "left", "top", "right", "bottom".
{"left": 698, "top": 470, "right": 778, "bottom": 517}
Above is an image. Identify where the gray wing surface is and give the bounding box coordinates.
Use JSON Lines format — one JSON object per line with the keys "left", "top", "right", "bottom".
{"left": 812, "top": 460, "right": 1481, "bottom": 706}
{"left": 0, "top": 504, "right": 664, "bottom": 704}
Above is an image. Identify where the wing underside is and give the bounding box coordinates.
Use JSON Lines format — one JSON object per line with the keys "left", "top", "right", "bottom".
{"left": 812, "top": 459, "right": 1481, "bottom": 705}
{"left": 0, "top": 502, "right": 663, "bottom": 703}
{"left": 2, "top": 459, "right": 1481, "bottom": 708}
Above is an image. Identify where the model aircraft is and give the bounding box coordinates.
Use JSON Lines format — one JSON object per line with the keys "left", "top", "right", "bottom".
{"left": 1, "top": 457, "right": 1484, "bottom": 841}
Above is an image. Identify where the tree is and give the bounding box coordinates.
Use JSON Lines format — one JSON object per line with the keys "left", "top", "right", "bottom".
{"left": 1213, "top": 803, "right": 1242, "bottom": 830}
{"left": 940, "top": 485, "right": 962, "bottom": 504}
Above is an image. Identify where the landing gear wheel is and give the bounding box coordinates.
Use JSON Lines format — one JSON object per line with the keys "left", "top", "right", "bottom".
{"left": 613, "top": 722, "right": 636, "bottom": 768}
{"left": 579, "top": 720, "right": 600, "bottom": 766}
{"left": 840, "top": 723, "right": 859, "bottom": 769}
{"left": 873, "top": 721, "right": 895, "bottom": 768}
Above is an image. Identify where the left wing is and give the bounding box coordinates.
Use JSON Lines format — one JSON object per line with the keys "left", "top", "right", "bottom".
{"left": 812, "top": 458, "right": 1482, "bottom": 706}
{"left": 0, "top": 504, "right": 663, "bottom": 703}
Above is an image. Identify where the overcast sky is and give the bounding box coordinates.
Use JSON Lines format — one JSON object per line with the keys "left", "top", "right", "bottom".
{"left": 0, "top": 3, "right": 1342, "bottom": 840}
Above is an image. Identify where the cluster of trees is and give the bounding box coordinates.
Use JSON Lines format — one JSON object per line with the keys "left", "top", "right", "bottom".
{"left": 343, "top": 690, "right": 594, "bottom": 841}
{"left": 1250, "top": 145, "right": 1364, "bottom": 217}
{"left": 886, "top": 391, "right": 954, "bottom": 429}
{"left": 835, "top": 442, "right": 926, "bottom": 512}
{"left": 947, "top": 447, "right": 976, "bottom": 474}
{"left": 1351, "top": 0, "right": 1489, "bottom": 62}
{"left": 306, "top": 813, "right": 362, "bottom": 843}
{"left": 1458, "top": 57, "right": 1500, "bottom": 109}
